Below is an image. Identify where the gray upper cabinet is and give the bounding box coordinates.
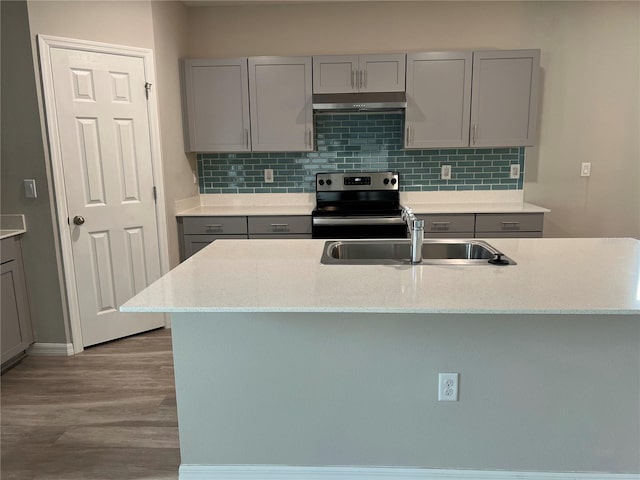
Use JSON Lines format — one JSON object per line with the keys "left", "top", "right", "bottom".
{"left": 405, "top": 51, "right": 472, "bottom": 149}
{"left": 248, "top": 56, "right": 314, "bottom": 152}
{"left": 313, "top": 54, "right": 406, "bottom": 94}
{"left": 181, "top": 58, "right": 251, "bottom": 152}
{"left": 470, "top": 49, "right": 540, "bottom": 147}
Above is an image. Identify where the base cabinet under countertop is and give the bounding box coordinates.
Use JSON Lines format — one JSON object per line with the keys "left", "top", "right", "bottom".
{"left": 178, "top": 212, "right": 543, "bottom": 260}
{"left": 1, "top": 236, "right": 34, "bottom": 368}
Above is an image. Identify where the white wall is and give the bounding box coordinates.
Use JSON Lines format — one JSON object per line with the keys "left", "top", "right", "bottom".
{"left": 187, "top": 1, "right": 640, "bottom": 238}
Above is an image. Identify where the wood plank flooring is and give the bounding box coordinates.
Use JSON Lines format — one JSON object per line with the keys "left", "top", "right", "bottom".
{"left": 1, "top": 328, "right": 180, "bottom": 480}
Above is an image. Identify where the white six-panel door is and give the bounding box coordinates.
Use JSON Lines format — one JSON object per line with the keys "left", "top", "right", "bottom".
{"left": 47, "top": 46, "right": 164, "bottom": 347}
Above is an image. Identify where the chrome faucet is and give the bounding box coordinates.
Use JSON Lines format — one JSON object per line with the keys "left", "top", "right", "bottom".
{"left": 401, "top": 206, "right": 424, "bottom": 264}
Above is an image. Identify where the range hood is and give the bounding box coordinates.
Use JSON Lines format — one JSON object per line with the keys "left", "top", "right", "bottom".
{"left": 312, "top": 92, "right": 407, "bottom": 112}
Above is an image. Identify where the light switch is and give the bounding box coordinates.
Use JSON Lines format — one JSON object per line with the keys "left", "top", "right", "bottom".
{"left": 24, "top": 179, "right": 37, "bottom": 198}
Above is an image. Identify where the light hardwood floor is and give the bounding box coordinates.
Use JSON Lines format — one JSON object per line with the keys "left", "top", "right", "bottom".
{"left": 1, "top": 328, "right": 180, "bottom": 480}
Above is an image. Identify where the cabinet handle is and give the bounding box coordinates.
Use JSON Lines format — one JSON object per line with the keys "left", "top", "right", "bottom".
{"left": 357, "top": 70, "right": 362, "bottom": 89}
{"left": 363, "top": 70, "right": 367, "bottom": 88}
{"left": 244, "top": 129, "right": 249, "bottom": 148}
{"left": 432, "top": 222, "right": 451, "bottom": 230}
{"left": 501, "top": 221, "right": 520, "bottom": 230}
{"left": 205, "top": 224, "right": 223, "bottom": 228}
{"left": 406, "top": 125, "right": 411, "bottom": 145}
{"left": 351, "top": 70, "right": 355, "bottom": 89}
{"left": 308, "top": 129, "right": 313, "bottom": 148}
{"left": 473, "top": 124, "right": 477, "bottom": 145}
{"left": 270, "top": 223, "right": 289, "bottom": 227}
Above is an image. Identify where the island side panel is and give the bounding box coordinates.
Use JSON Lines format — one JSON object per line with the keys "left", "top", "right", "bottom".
{"left": 170, "top": 312, "right": 640, "bottom": 473}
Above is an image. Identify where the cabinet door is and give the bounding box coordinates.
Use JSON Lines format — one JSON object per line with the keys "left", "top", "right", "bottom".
{"left": 249, "top": 57, "right": 313, "bottom": 152}
{"left": 359, "top": 54, "right": 406, "bottom": 93}
{"left": 312, "top": 55, "right": 359, "bottom": 94}
{"left": 182, "top": 58, "right": 251, "bottom": 152}
{"left": 1, "top": 239, "right": 33, "bottom": 364}
{"left": 405, "top": 52, "right": 472, "bottom": 148}
{"left": 470, "top": 50, "right": 540, "bottom": 147}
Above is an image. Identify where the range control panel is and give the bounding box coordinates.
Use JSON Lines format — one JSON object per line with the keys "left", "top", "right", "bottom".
{"left": 316, "top": 172, "right": 399, "bottom": 191}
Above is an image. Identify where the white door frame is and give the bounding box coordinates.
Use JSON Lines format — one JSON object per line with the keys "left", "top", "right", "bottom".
{"left": 38, "top": 35, "right": 170, "bottom": 354}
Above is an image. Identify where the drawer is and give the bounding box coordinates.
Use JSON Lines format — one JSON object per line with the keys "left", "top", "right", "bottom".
{"left": 248, "top": 216, "right": 312, "bottom": 235}
{"left": 182, "top": 216, "right": 247, "bottom": 235}
{"left": 475, "top": 213, "right": 543, "bottom": 233}
{"left": 417, "top": 214, "right": 475, "bottom": 234}
{"left": 424, "top": 232, "right": 474, "bottom": 239}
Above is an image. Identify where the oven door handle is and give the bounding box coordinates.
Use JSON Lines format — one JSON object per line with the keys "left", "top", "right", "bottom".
{"left": 313, "top": 217, "right": 406, "bottom": 226}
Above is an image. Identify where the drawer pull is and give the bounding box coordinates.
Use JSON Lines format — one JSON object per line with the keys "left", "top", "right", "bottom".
{"left": 431, "top": 221, "right": 451, "bottom": 229}
{"left": 205, "top": 224, "right": 223, "bottom": 228}
{"left": 501, "top": 221, "right": 520, "bottom": 229}
{"left": 270, "top": 223, "right": 289, "bottom": 228}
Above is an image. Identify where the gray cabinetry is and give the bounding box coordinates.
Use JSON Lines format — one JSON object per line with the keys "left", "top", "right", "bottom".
{"left": 179, "top": 216, "right": 248, "bottom": 261}
{"left": 312, "top": 54, "right": 406, "bottom": 94}
{"left": 181, "top": 58, "right": 251, "bottom": 152}
{"left": 248, "top": 216, "right": 312, "bottom": 238}
{"left": 1, "top": 236, "right": 33, "bottom": 366}
{"left": 405, "top": 52, "right": 472, "bottom": 149}
{"left": 248, "top": 57, "right": 314, "bottom": 151}
{"left": 470, "top": 49, "right": 540, "bottom": 147}
{"left": 417, "top": 214, "right": 475, "bottom": 238}
{"left": 475, "top": 213, "right": 544, "bottom": 238}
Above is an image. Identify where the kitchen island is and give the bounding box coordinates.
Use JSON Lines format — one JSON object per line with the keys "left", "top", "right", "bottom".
{"left": 122, "top": 238, "right": 640, "bottom": 480}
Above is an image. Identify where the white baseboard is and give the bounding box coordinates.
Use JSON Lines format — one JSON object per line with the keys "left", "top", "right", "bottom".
{"left": 27, "top": 342, "right": 74, "bottom": 356}
{"left": 178, "top": 466, "right": 640, "bottom": 480}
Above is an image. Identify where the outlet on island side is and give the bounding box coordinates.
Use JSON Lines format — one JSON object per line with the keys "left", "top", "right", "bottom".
{"left": 438, "top": 373, "right": 459, "bottom": 401}
{"left": 264, "top": 169, "right": 274, "bottom": 183}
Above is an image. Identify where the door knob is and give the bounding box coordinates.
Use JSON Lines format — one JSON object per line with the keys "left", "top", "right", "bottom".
{"left": 73, "top": 215, "right": 85, "bottom": 226}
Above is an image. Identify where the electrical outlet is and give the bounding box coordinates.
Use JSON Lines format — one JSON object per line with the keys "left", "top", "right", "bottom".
{"left": 441, "top": 165, "right": 452, "bottom": 180}
{"left": 438, "top": 373, "right": 459, "bottom": 401}
{"left": 581, "top": 162, "right": 591, "bottom": 177}
{"left": 509, "top": 164, "right": 521, "bottom": 179}
{"left": 264, "top": 169, "right": 274, "bottom": 183}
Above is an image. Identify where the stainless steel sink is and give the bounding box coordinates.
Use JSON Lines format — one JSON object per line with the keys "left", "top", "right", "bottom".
{"left": 321, "top": 239, "right": 516, "bottom": 265}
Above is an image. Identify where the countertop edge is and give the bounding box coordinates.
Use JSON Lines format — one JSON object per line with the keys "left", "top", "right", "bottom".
{"left": 175, "top": 202, "right": 550, "bottom": 217}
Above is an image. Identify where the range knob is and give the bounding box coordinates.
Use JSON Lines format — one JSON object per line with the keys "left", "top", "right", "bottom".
{"left": 391, "top": 178, "right": 397, "bottom": 185}
{"left": 318, "top": 179, "right": 325, "bottom": 186}
{"left": 326, "top": 179, "right": 332, "bottom": 186}
{"left": 383, "top": 178, "right": 390, "bottom": 185}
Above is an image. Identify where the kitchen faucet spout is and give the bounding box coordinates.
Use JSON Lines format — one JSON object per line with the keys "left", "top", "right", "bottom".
{"left": 401, "top": 206, "right": 424, "bottom": 264}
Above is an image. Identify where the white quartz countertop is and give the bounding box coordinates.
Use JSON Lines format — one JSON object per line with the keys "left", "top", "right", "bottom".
{"left": 177, "top": 204, "right": 314, "bottom": 216}
{"left": 175, "top": 202, "right": 548, "bottom": 216}
{"left": 408, "top": 202, "right": 549, "bottom": 214}
{"left": 122, "top": 237, "right": 640, "bottom": 315}
{"left": 0, "top": 214, "right": 26, "bottom": 239}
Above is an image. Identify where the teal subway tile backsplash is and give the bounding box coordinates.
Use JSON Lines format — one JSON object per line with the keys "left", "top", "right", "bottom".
{"left": 197, "top": 113, "right": 525, "bottom": 193}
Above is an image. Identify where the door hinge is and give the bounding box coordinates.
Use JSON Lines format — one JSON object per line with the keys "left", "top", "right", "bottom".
{"left": 153, "top": 186, "right": 157, "bottom": 202}
{"left": 145, "top": 82, "right": 152, "bottom": 99}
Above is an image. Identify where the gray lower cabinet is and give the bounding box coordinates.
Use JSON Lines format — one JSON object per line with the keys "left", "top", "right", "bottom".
{"left": 1, "top": 236, "right": 34, "bottom": 366}
{"left": 417, "top": 214, "right": 475, "bottom": 239}
{"left": 179, "top": 215, "right": 313, "bottom": 261}
{"left": 475, "top": 213, "right": 544, "bottom": 238}
{"left": 179, "top": 216, "right": 248, "bottom": 261}
{"left": 248, "top": 216, "right": 312, "bottom": 238}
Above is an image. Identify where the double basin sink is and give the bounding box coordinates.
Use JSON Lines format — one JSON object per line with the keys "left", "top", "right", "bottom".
{"left": 321, "top": 239, "right": 515, "bottom": 265}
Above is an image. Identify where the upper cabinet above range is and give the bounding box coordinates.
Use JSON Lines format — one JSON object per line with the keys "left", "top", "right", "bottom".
{"left": 312, "top": 54, "right": 406, "bottom": 94}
